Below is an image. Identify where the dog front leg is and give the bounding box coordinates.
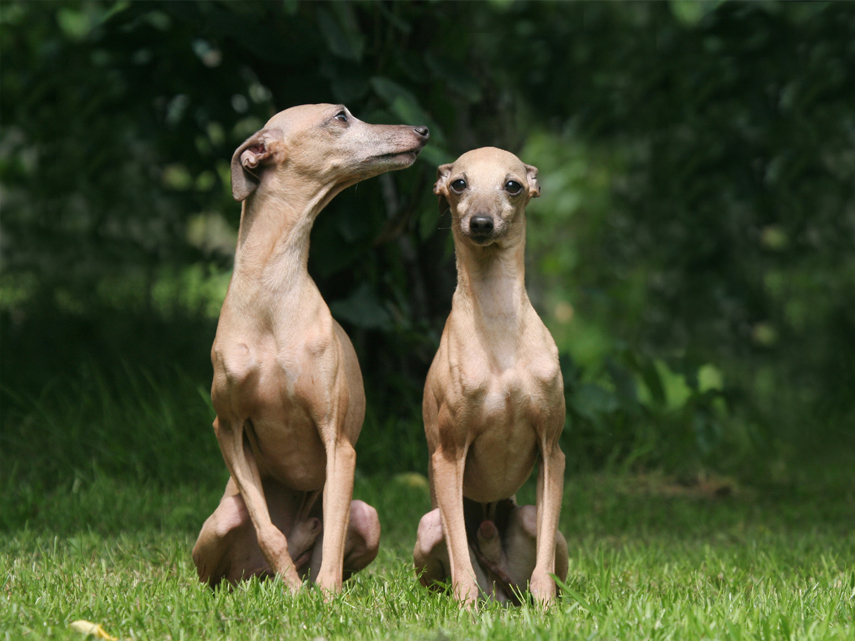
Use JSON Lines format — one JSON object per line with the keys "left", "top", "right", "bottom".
{"left": 315, "top": 438, "right": 356, "bottom": 595}
{"left": 214, "top": 416, "right": 302, "bottom": 591}
{"left": 431, "top": 449, "right": 480, "bottom": 606}
{"left": 531, "top": 441, "right": 565, "bottom": 605}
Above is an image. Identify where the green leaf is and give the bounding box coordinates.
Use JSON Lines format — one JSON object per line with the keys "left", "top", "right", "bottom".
{"left": 637, "top": 357, "right": 667, "bottom": 407}
{"left": 282, "top": 0, "right": 298, "bottom": 17}
{"left": 316, "top": 4, "right": 364, "bottom": 62}
{"left": 329, "top": 283, "right": 392, "bottom": 331}
{"left": 418, "top": 145, "right": 455, "bottom": 168}
{"left": 369, "top": 77, "right": 447, "bottom": 147}
{"left": 424, "top": 52, "right": 482, "bottom": 103}
{"left": 56, "top": 9, "right": 94, "bottom": 41}
{"left": 670, "top": 0, "right": 720, "bottom": 26}
{"left": 570, "top": 383, "right": 619, "bottom": 422}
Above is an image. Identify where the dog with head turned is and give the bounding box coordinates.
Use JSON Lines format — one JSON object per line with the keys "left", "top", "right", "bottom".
{"left": 192, "top": 104, "right": 429, "bottom": 595}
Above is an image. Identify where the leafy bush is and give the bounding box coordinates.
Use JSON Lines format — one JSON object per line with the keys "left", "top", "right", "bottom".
{"left": 2, "top": 1, "right": 854, "bottom": 482}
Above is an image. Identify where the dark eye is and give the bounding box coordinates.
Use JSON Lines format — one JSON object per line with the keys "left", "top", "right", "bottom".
{"left": 505, "top": 180, "right": 523, "bottom": 195}
{"left": 450, "top": 178, "right": 467, "bottom": 193}
{"left": 335, "top": 111, "right": 348, "bottom": 122}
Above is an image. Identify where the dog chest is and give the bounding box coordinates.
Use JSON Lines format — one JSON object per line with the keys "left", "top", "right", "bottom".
{"left": 463, "top": 425, "right": 538, "bottom": 503}
{"left": 248, "top": 413, "right": 327, "bottom": 491}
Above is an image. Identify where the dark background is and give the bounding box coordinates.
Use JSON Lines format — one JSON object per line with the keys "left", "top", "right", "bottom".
{"left": 2, "top": 1, "right": 854, "bottom": 496}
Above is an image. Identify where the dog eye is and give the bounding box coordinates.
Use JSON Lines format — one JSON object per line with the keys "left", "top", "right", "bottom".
{"left": 450, "top": 179, "right": 467, "bottom": 193}
{"left": 335, "top": 111, "right": 348, "bottom": 122}
{"left": 505, "top": 180, "right": 523, "bottom": 195}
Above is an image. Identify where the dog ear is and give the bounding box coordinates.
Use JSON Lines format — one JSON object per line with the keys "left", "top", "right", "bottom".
{"left": 434, "top": 163, "right": 453, "bottom": 215}
{"left": 230, "top": 129, "right": 282, "bottom": 202}
{"left": 524, "top": 164, "right": 541, "bottom": 199}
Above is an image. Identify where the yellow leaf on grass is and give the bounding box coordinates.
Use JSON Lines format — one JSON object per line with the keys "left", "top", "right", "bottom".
{"left": 69, "top": 620, "right": 118, "bottom": 640}
{"left": 393, "top": 472, "right": 429, "bottom": 490}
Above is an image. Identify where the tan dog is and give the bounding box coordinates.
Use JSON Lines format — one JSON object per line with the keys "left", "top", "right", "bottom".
{"left": 414, "top": 147, "right": 568, "bottom": 606}
{"left": 192, "top": 104, "right": 429, "bottom": 593}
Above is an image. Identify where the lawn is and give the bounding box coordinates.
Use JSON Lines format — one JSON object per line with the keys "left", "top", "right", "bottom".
{"left": 1, "top": 367, "right": 853, "bottom": 639}
{"left": 2, "top": 471, "right": 854, "bottom": 640}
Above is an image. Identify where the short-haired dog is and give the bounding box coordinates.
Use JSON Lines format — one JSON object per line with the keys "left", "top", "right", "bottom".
{"left": 192, "top": 104, "right": 429, "bottom": 593}
{"left": 414, "top": 147, "right": 568, "bottom": 606}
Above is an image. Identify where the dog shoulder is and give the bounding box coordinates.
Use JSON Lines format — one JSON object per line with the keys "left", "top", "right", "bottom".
{"left": 213, "top": 341, "right": 259, "bottom": 386}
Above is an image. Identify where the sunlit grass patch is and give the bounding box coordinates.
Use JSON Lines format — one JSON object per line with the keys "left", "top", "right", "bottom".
{"left": 2, "top": 473, "right": 854, "bottom": 640}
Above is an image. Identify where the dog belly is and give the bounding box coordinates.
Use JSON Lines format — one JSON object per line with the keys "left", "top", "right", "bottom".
{"left": 462, "top": 439, "right": 537, "bottom": 504}
{"left": 249, "top": 416, "right": 327, "bottom": 491}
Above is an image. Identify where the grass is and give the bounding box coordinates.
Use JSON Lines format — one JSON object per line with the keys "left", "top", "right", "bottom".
{"left": 2, "top": 366, "right": 855, "bottom": 639}
{"left": 2, "top": 473, "right": 854, "bottom": 640}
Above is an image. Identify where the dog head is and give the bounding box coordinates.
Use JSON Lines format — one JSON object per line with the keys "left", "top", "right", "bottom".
{"left": 434, "top": 147, "right": 540, "bottom": 247}
{"left": 231, "top": 104, "right": 429, "bottom": 201}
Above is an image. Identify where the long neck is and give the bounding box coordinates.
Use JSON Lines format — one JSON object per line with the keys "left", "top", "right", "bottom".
{"left": 229, "top": 176, "right": 337, "bottom": 306}
{"left": 453, "top": 223, "right": 529, "bottom": 336}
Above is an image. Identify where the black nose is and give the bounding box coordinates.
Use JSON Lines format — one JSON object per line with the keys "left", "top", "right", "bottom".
{"left": 470, "top": 215, "right": 494, "bottom": 235}
{"left": 414, "top": 126, "right": 429, "bottom": 138}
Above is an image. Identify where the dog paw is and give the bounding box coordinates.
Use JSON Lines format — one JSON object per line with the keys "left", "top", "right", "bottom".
{"left": 281, "top": 567, "right": 304, "bottom": 593}
{"left": 529, "top": 571, "right": 557, "bottom": 606}
{"left": 316, "top": 566, "right": 344, "bottom": 596}
{"left": 453, "top": 578, "right": 481, "bottom": 607}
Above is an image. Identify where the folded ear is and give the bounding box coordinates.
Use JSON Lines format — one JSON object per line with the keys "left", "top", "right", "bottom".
{"left": 434, "top": 163, "right": 453, "bottom": 216}
{"left": 525, "top": 164, "right": 541, "bottom": 198}
{"left": 230, "top": 128, "right": 282, "bottom": 202}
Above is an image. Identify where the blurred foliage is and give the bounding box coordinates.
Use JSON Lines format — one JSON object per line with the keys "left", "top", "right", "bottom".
{"left": 2, "top": 0, "right": 854, "bottom": 482}
{"left": 513, "top": 2, "right": 855, "bottom": 471}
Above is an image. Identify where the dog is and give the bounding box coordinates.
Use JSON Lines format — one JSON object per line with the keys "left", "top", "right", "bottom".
{"left": 192, "top": 104, "right": 429, "bottom": 594}
{"left": 413, "top": 147, "right": 568, "bottom": 606}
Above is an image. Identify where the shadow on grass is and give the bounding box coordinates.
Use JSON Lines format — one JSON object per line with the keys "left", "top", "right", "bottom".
{"left": 4, "top": 469, "right": 854, "bottom": 551}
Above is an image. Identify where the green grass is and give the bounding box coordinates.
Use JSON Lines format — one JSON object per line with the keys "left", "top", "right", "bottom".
{"left": 2, "top": 366, "right": 854, "bottom": 639}
{"left": 2, "top": 473, "right": 854, "bottom": 640}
